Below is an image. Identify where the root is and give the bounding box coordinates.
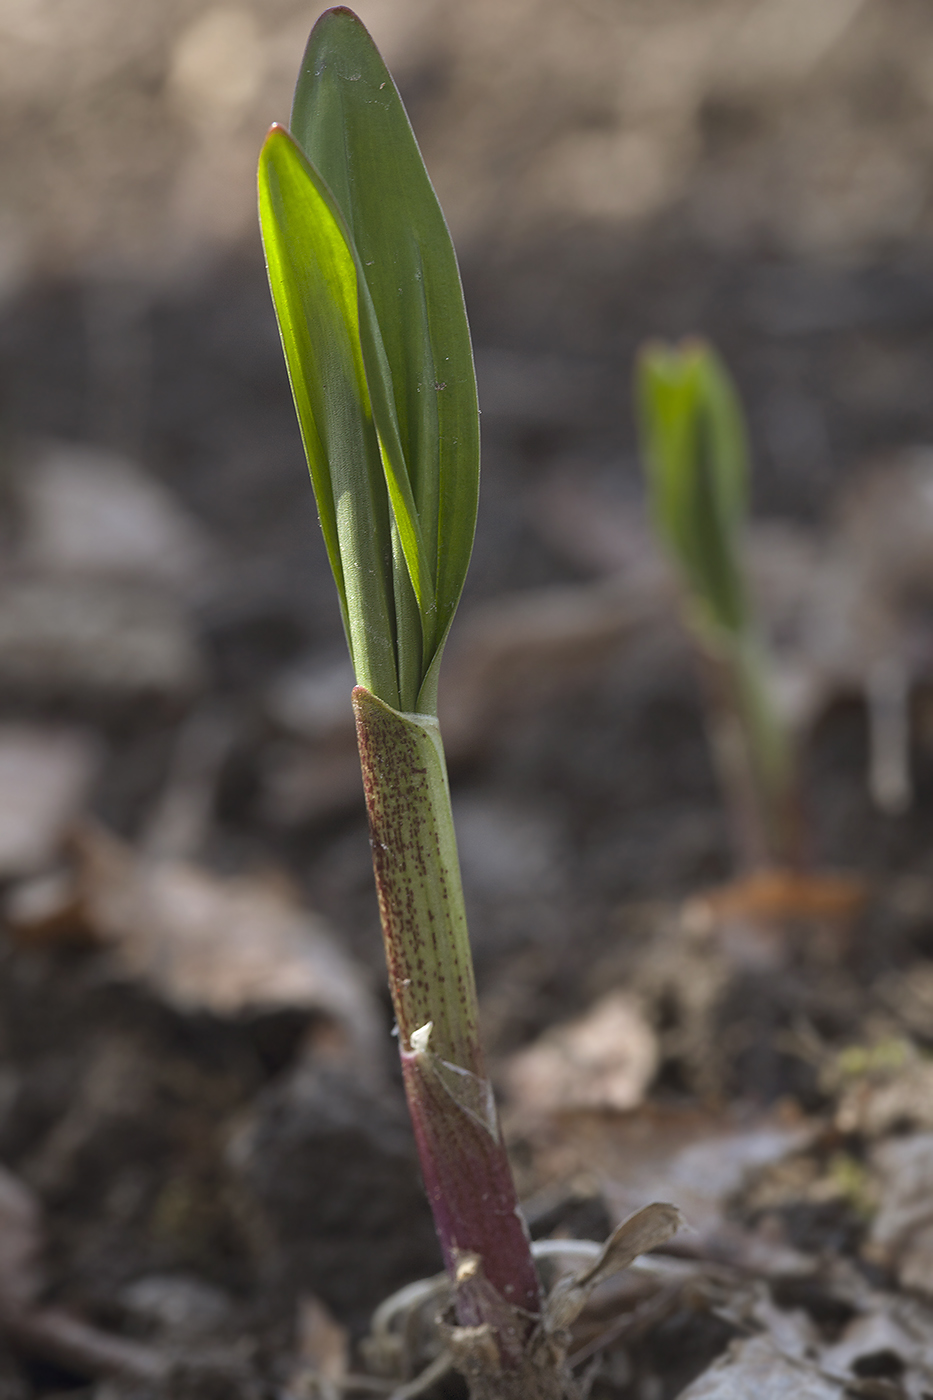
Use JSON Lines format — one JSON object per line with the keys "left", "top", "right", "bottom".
{"left": 360, "top": 1202, "right": 684, "bottom": 1400}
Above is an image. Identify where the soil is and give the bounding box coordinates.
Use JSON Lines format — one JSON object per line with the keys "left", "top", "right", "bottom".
{"left": 2, "top": 2, "right": 933, "bottom": 1396}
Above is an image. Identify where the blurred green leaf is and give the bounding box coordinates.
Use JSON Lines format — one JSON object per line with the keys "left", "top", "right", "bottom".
{"left": 637, "top": 340, "right": 749, "bottom": 635}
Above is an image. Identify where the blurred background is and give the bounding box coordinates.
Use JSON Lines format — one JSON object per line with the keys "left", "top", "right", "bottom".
{"left": 5, "top": 0, "right": 933, "bottom": 923}
{"left": 4, "top": 0, "right": 933, "bottom": 974}
{"left": 3, "top": 0, "right": 933, "bottom": 1386}
{"left": 4, "top": 0, "right": 933, "bottom": 1003}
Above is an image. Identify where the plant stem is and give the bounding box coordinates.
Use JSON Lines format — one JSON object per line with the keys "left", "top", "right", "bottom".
{"left": 352, "top": 686, "right": 541, "bottom": 1359}
{"left": 698, "top": 625, "right": 800, "bottom": 870}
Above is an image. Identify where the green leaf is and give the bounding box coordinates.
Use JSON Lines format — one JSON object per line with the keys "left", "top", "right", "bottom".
{"left": 636, "top": 340, "right": 749, "bottom": 635}
{"left": 291, "top": 6, "right": 480, "bottom": 712}
{"left": 259, "top": 124, "right": 401, "bottom": 708}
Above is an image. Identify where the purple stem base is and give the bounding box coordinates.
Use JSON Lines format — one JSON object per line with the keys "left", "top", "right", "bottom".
{"left": 401, "top": 1048, "right": 540, "bottom": 1355}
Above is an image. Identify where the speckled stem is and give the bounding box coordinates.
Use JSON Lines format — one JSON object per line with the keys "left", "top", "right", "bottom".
{"left": 353, "top": 685, "right": 541, "bottom": 1354}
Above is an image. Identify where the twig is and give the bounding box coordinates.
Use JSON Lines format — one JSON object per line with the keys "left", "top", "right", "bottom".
{"left": 0, "top": 1302, "right": 168, "bottom": 1381}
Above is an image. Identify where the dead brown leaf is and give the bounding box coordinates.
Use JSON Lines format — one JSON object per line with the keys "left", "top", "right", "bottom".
{"left": 290, "top": 1294, "right": 350, "bottom": 1398}
{"left": 835, "top": 1050, "right": 933, "bottom": 1137}
{"left": 719, "top": 1259, "right": 933, "bottom": 1400}
{"left": 72, "top": 824, "right": 384, "bottom": 1067}
{"left": 822, "top": 1304, "right": 933, "bottom": 1397}
{"left": 546, "top": 1202, "right": 685, "bottom": 1331}
{"left": 502, "top": 991, "right": 658, "bottom": 1120}
{"left": 524, "top": 1102, "right": 815, "bottom": 1273}
{"left": 677, "top": 1333, "right": 844, "bottom": 1398}
{"left": 866, "top": 1133, "right": 933, "bottom": 1298}
{"left": 685, "top": 870, "right": 868, "bottom": 927}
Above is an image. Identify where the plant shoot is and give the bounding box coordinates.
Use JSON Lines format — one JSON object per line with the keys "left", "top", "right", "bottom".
{"left": 258, "top": 5, "right": 542, "bottom": 1386}
{"left": 636, "top": 340, "right": 797, "bottom": 869}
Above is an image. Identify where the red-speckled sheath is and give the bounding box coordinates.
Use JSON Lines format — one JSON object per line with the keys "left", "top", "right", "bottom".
{"left": 352, "top": 685, "right": 541, "bottom": 1359}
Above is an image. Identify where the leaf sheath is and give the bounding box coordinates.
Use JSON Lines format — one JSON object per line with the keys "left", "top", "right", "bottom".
{"left": 353, "top": 685, "right": 541, "bottom": 1329}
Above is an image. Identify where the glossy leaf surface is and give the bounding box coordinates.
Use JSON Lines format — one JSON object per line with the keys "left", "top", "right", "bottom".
{"left": 260, "top": 6, "right": 479, "bottom": 714}
{"left": 259, "top": 125, "right": 401, "bottom": 707}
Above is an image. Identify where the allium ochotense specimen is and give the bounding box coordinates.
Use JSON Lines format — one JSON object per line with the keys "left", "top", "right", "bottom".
{"left": 636, "top": 340, "right": 796, "bottom": 868}
{"left": 257, "top": 2, "right": 540, "bottom": 1363}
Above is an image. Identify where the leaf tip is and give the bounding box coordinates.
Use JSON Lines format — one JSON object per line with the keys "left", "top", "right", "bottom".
{"left": 260, "top": 122, "right": 289, "bottom": 160}
{"left": 311, "top": 6, "right": 368, "bottom": 40}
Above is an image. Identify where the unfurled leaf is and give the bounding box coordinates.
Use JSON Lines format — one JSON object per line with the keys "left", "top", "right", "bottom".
{"left": 259, "top": 127, "right": 400, "bottom": 706}
{"left": 260, "top": 13, "right": 543, "bottom": 1352}
{"left": 259, "top": 7, "right": 479, "bottom": 714}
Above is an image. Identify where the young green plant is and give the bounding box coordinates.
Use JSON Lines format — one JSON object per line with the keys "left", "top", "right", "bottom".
{"left": 636, "top": 340, "right": 797, "bottom": 869}
{"left": 257, "top": 3, "right": 542, "bottom": 1376}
